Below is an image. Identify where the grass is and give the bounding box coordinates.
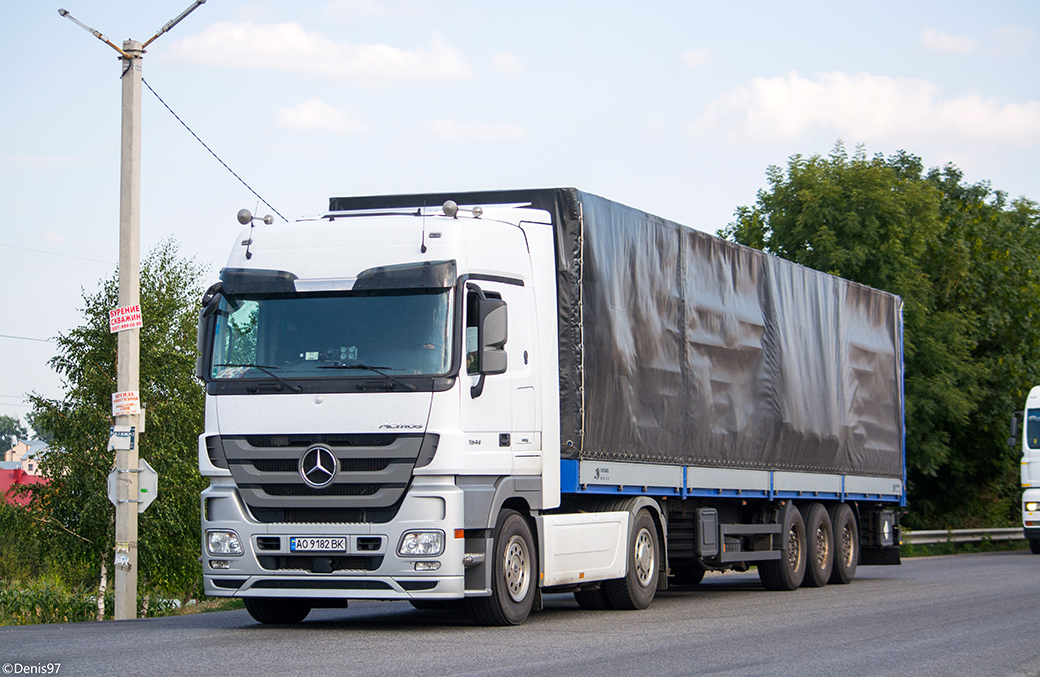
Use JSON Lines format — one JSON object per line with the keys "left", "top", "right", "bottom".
{"left": 0, "top": 578, "right": 245, "bottom": 627}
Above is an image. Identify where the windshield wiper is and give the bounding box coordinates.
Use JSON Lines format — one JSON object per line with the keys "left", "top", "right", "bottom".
{"left": 318, "top": 363, "right": 418, "bottom": 392}
{"left": 213, "top": 363, "right": 303, "bottom": 393}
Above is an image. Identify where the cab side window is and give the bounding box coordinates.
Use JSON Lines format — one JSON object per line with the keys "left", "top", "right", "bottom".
{"left": 466, "top": 288, "right": 502, "bottom": 374}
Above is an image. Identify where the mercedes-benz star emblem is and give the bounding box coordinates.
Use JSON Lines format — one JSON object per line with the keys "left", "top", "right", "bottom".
{"left": 299, "top": 446, "right": 338, "bottom": 488}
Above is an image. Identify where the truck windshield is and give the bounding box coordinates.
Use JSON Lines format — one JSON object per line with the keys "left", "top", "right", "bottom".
{"left": 208, "top": 288, "right": 453, "bottom": 380}
{"left": 1028, "top": 409, "right": 1040, "bottom": 450}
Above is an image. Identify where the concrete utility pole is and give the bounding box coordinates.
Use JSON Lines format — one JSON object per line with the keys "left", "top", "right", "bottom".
{"left": 113, "top": 38, "right": 143, "bottom": 622}
{"left": 59, "top": 1, "right": 206, "bottom": 621}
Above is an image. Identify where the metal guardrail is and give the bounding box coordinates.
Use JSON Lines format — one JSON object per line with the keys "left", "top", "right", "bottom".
{"left": 904, "top": 527, "right": 1025, "bottom": 545}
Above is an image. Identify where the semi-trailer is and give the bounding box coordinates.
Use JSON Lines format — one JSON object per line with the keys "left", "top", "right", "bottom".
{"left": 197, "top": 188, "right": 905, "bottom": 625}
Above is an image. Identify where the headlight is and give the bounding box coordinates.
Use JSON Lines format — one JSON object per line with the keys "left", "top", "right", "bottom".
{"left": 207, "top": 530, "right": 243, "bottom": 556}
{"left": 398, "top": 530, "right": 445, "bottom": 557}
{"left": 1026, "top": 502, "right": 1040, "bottom": 512}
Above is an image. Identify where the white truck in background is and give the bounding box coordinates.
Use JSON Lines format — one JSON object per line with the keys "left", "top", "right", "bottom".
{"left": 196, "top": 188, "right": 905, "bottom": 625}
{"left": 1012, "top": 386, "right": 1040, "bottom": 553}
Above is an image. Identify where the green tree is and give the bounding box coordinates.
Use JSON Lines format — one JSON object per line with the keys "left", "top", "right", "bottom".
{"left": 0, "top": 415, "right": 27, "bottom": 448}
{"left": 26, "top": 238, "right": 208, "bottom": 600}
{"left": 722, "top": 143, "right": 1040, "bottom": 527}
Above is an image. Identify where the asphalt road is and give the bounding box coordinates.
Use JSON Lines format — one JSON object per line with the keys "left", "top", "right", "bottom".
{"left": 3, "top": 551, "right": 1040, "bottom": 677}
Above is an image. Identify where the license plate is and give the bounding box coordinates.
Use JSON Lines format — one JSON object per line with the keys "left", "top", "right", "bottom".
{"left": 290, "top": 536, "right": 346, "bottom": 552}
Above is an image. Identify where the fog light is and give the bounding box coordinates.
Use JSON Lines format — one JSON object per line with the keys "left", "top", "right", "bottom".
{"left": 415, "top": 561, "right": 441, "bottom": 571}
{"left": 398, "top": 530, "right": 445, "bottom": 557}
{"left": 209, "top": 560, "right": 230, "bottom": 570}
{"left": 207, "top": 530, "right": 243, "bottom": 556}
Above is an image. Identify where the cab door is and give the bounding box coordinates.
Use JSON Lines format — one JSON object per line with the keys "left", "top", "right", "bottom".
{"left": 459, "top": 280, "right": 539, "bottom": 475}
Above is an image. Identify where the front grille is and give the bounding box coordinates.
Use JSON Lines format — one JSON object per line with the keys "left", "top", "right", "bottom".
{"left": 218, "top": 433, "right": 426, "bottom": 514}
{"left": 253, "top": 458, "right": 392, "bottom": 473}
{"left": 212, "top": 578, "right": 247, "bottom": 589}
{"left": 249, "top": 506, "right": 400, "bottom": 524}
{"left": 264, "top": 484, "right": 382, "bottom": 497}
{"left": 398, "top": 581, "right": 438, "bottom": 591}
{"left": 245, "top": 434, "right": 397, "bottom": 448}
{"left": 257, "top": 555, "right": 383, "bottom": 572}
{"left": 251, "top": 579, "right": 392, "bottom": 591}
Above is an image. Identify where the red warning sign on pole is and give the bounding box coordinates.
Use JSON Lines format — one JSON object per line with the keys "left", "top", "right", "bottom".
{"left": 109, "top": 304, "right": 143, "bottom": 333}
{"left": 112, "top": 391, "right": 141, "bottom": 417}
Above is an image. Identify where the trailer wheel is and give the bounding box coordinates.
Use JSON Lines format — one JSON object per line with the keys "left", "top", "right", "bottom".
{"left": 466, "top": 509, "right": 536, "bottom": 626}
{"left": 802, "top": 503, "right": 833, "bottom": 588}
{"left": 603, "top": 509, "right": 659, "bottom": 610}
{"left": 574, "top": 586, "right": 613, "bottom": 610}
{"left": 828, "top": 503, "right": 859, "bottom": 584}
{"left": 243, "top": 597, "right": 312, "bottom": 624}
{"left": 758, "top": 503, "right": 806, "bottom": 591}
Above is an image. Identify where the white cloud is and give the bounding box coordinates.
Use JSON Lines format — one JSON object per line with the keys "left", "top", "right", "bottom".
{"left": 493, "top": 52, "right": 523, "bottom": 75}
{"left": 690, "top": 71, "right": 1040, "bottom": 146}
{"left": 165, "top": 22, "right": 472, "bottom": 88}
{"left": 682, "top": 48, "right": 713, "bottom": 69}
{"left": 921, "top": 28, "right": 977, "bottom": 54}
{"left": 986, "top": 25, "right": 1033, "bottom": 57}
{"left": 429, "top": 119, "right": 526, "bottom": 142}
{"left": 44, "top": 231, "right": 65, "bottom": 244}
{"left": 277, "top": 98, "right": 367, "bottom": 135}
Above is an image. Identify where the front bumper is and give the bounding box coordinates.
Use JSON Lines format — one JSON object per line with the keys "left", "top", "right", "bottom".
{"left": 201, "top": 476, "right": 466, "bottom": 599}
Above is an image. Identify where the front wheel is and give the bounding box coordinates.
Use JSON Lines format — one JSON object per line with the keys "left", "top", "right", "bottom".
{"left": 1030, "top": 538, "right": 1040, "bottom": 555}
{"left": 466, "top": 509, "right": 536, "bottom": 626}
{"left": 603, "top": 510, "right": 660, "bottom": 610}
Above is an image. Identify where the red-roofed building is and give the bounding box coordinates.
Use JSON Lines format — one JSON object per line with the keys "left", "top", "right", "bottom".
{"left": 2, "top": 440, "right": 49, "bottom": 506}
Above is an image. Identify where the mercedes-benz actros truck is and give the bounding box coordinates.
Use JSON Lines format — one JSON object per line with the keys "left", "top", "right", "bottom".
{"left": 197, "top": 188, "right": 905, "bottom": 625}
{"left": 1012, "top": 386, "right": 1040, "bottom": 553}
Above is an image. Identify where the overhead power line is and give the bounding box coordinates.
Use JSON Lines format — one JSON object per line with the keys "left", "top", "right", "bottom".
{"left": 0, "top": 334, "right": 55, "bottom": 343}
{"left": 0, "top": 242, "right": 114, "bottom": 264}
{"left": 142, "top": 78, "right": 288, "bottom": 223}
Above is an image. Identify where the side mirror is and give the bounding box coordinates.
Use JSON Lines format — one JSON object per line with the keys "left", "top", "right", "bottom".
{"left": 478, "top": 299, "right": 507, "bottom": 375}
{"left": 471, "top": 297, "right": 507, "bottom": 398}
{"left": 1010, "top": 410, "right": 1024, "bottom": 450}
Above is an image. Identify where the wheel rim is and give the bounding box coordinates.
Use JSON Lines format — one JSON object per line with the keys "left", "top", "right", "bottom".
{"left": 840, "top": 522, "right": 855, "bottom": 568}
{"left": 815, "top": 524, "right": 830, "bottom": 569}
{"left": 634, "top": 528, "right": 656, "bottom": 588}
{"left": 788, "top": 525, "right": 802, "bottom": 571}
{"left": 503, "top": 534, "right": 530, "bottom": 602}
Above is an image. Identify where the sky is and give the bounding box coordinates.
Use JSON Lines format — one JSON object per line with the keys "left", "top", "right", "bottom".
{"left": 1, "top": 1, "right": 1038, "bottom": 430}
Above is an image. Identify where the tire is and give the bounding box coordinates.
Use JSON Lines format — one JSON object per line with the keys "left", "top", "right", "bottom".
{"left": 828, "top": 503, "right": 859, "bottom": 584}
{"left": 802, "top": 503, "right": 833, "bottom": 588}
{"left": 1030, "top": 538, "right": 1040, "bottom": 555}
{"left": 603, "top": 510, "right": 660, "bottom": 610}
{"left": 758, "top": 503, "right": 806, "bottom": 591}
{"left": 466, "top": 509, "right": 537, "bottom": 626}
{"left": 574, "top": 586, "right": 613, "bottom": 610}
{"left": 243, "top": 597, "right": 312, "bottom": 624}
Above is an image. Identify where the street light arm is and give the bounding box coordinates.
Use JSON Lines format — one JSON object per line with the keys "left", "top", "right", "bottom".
{"left": 57, "top": 8, "right": 134, "bottom": 59}
{"left": 142, "top": 0, "right": 207, "bottom": 49}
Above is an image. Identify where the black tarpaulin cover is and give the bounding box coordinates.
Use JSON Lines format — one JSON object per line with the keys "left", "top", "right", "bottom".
{"left": 328, "top": 188, "right": 905, "bottom": 479}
